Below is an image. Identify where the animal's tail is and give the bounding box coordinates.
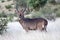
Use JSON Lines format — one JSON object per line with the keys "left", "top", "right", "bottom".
{"left": 44, "top": 19, "right": 48, "bottom": 27}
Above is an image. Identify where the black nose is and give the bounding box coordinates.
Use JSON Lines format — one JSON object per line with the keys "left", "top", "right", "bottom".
{"left": 20, "top": 14, "right": 21, "bottom": 16}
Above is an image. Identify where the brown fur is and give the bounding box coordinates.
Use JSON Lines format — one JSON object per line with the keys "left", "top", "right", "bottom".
{"left": 19, "top": 18, "right": 48, "bottom": 32}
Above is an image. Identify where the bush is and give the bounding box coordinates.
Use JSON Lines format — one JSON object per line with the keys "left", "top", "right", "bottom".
{"left": 29, "top": 0, "right": 47, "bottom": 9}
{"left": 0, "top": 12, "right": 14, "bottom": 34}
{"left": 0, "top": 12, "right": 8, "bottom": 34}
{"left": 0, "top": 18, "right": 8, "bottom": 34}
{"left": 8, "top": 14, "right": 14, "bottom": 22}
{"left": 24, "top": 5, "right": 55, "bottom": 19}
{"left": 0, "top": 11, "right": 7, "bottom": 17}
{"left": 48, "top": 0, "right": 56, "bottom": 5}
{"left": 5, "top": 5, "right": 12, "bottom": 9}
{"left": 56, "top": 9, "right": 60, "bottom": 17}
{"left": 7, "top": 0, "right": 11, "bottom": 1}
{"left": 1, "top": 0, "right": 5, "bottom": 3}
{"left": 56, "top": 13, "right": 60, "bottom": 17}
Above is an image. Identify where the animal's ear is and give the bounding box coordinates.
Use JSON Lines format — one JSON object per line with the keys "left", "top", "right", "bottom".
{"left": 15, "top": 9, "right": 20, "bottom": 16}
{"left": 15, "top": 9, "right": 18, "bottom": 13}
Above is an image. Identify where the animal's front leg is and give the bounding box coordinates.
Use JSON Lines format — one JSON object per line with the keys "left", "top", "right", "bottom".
{"left": 25, "top": 28, "right": 29, "bottom": 32}
{"left": 37, "top": 21, "right": 47, "bottom": 32}
{"left": 23, "top": 26, "right": 29, "bottom": 32}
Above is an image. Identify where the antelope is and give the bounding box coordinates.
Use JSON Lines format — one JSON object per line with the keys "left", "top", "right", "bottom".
{"left": 16, "top": 8, "right": 48, "bottom": 32}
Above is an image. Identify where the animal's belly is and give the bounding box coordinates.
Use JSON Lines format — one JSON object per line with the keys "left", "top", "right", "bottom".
{"left": 24, "top": 22, "right": 36, "bottom": 30}
{"left": 21, "top": 21, "right": 37, "bottom": 30}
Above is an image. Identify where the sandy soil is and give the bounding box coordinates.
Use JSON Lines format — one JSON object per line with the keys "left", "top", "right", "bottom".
{"left": 0, "top": 18, "right": 60, "bottom": 40}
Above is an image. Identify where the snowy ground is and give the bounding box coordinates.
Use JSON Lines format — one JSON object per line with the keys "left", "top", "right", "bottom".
{"left": 0, "top": 18, "right": 60, "bottom": 40}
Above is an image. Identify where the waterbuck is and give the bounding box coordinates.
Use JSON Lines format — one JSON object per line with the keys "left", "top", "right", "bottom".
{"left": 16, "top": 8, "right": 48, "bottom": 32}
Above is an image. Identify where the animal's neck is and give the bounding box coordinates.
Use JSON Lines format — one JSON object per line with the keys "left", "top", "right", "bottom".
{"left": 20, "top": 16, "right": 24, "bottom": 19}
{"left": 20, "top": 8, "right": 26, "bottom": 19}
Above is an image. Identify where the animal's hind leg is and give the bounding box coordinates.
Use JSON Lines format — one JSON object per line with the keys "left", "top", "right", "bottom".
{"left": 41, "top": 21, "right": 47, "bottom": 32}
{"left": 43, "top": 19, "right": 48, "bottom": 32}
{"left": 21, "top": 23, "right": 29, "bottom": 32}
{"left": 37, "top": 22, "right": 43, "bottom": 31}
{"left": 42, "top": 24, "right": 47, "bottom": 32}
{"left": 44, "top": 27, "right": 47, "bottom": 32}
